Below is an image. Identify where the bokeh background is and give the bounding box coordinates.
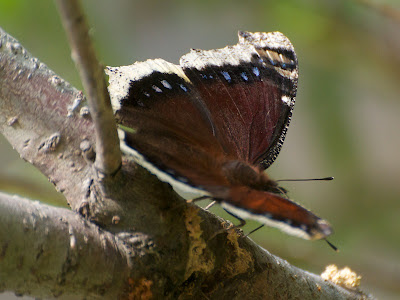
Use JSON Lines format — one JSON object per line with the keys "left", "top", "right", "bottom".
{"left": 1, "top": 1, "right": 399, "bottom": 299}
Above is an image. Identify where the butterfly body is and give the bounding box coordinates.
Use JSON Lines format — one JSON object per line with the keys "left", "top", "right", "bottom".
{"left": 107, "top": 31, "right": 333, "bottom": 240}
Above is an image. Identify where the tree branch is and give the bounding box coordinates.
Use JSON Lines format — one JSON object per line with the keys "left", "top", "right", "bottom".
{"left": 0, "top": 190, "right": 372, "bottom": 299}
{"left": 0, "top": 26, "right": 95, "bottom": 210}
{"left": 55, "top": 0, "right": 121, "bottom": 176}
{"left": 0, "top": 191, "right": 130, "bottom": 299}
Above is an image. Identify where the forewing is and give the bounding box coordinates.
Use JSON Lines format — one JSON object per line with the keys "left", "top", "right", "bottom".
{"left": 107, "top": 59, "right": 230, "bottom": 193}
{"left": 180, "top": 31, "right": 298, "bottom": 169}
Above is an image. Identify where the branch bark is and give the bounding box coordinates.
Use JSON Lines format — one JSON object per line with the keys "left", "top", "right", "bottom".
{"left": 0, "top": 26, "right": 374, "bottom": 299}
{"left": 0, "top": 192, "right": 129, "bottom": 299}
{"left": 0, "top": 26, "right": 95, "bottom": 211}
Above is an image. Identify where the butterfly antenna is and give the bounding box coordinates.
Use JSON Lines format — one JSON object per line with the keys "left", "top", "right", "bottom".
{"left": 324, "top": 238, "right": 339, "bottom": 252}
{"left": 277, "top": 176, "right": 334, "bottom": 182}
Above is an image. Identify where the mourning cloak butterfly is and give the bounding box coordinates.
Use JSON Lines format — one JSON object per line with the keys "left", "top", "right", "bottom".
{"left": 106, "top": 31, "right": 332, "bottom": 240}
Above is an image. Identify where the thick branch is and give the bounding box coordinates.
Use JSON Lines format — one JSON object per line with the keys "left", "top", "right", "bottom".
{"left": 55, "top": 0, "right": 121, "bottom": 176}
{"left": 0, "top": 192, "right": 130, "bottom": 299}
{"left": 0, "top": 189, "right": 372, "bottom": 299}
{"left": 0, "top": 27, "right": 95, "bottom": 210}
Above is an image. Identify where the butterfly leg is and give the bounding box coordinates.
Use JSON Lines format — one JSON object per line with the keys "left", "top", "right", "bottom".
{"left": 203, "top": 200, "right": 217, "bottom": 210}
{"left": 186, "top": 195, "right": 211, "bottom": 203}
{"left": 245, "top": 224, "right": 265, "bottom": 237}
{"left": 187, "top": 196, "right": 216, "bottom": 211}
{"left": 223, "top": 208, "right": 246, "bottom": 228}
{"left": 207, "top": 208, "right": 247, "bottom": 241}
{"left": 223, "top": 210, "right": 267, "bottom": 237}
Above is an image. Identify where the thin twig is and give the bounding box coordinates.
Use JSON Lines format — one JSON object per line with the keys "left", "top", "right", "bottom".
{"left": 55, "top": 0, "right": 121, "bottom": 176}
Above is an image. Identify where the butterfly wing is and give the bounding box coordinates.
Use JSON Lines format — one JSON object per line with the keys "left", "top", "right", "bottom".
{"left": 107, "top": 32, "right": 331, "bottom": 240}
{"left": 180, "top": 31, "right": 298, "bottom": 169}
{"left": 221, "top": 186, "right": 332, "bottom": 240}
{"left": 107, "top": 58, "right": 231, "bottom": 193}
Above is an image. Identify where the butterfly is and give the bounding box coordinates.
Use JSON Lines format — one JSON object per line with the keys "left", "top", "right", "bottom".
{"left": 106, "top": 31, "right": 332, "bottom": 241}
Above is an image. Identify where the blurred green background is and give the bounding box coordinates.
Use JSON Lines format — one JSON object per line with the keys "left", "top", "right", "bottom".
{"left": 1, "top": 1, "right": 399, "bottom": 299}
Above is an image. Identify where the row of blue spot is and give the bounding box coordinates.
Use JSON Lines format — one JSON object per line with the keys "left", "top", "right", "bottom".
{"left": 140, "top": 65, "right": 263, "bottom": 99}
{"left": 197, "top": 67, "right": 261, "bottom": 84}
{"left": 141, "top": 79, "right": 189, "bottom": 97}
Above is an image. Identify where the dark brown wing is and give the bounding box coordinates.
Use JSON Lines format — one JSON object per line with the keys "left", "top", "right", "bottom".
{"left": 107, "top": 58, "right": 231, "bottom": 192}
{"left": 180, "top": 31, "right": 298, "bottom": 169}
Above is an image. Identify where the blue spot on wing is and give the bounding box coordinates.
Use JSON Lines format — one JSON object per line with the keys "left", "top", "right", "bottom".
{"left": 252, "top": 67, "right": 260, "bottom": 77}
{"left": 221, "top": 71, "right": 232, "bottom": 82}
{"left": 180, "top": 84, "right": 188, "bottom": 92}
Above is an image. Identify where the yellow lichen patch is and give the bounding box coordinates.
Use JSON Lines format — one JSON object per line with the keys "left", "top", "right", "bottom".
{"left": 184, "top": 205, "right": 215, "bottom": 279}
{"left": 224, "top": 229, "right": 253, "bottom": 275}
{"left": 127, "top": 277, "right": 153, "bottom": 300}
{"left": 321, "top": 264, "right": 362, "bottom": 290}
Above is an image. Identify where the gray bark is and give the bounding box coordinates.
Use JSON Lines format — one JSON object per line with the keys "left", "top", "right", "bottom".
{"left": 0, "top": 192, "right": 129, "bottom": 299}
